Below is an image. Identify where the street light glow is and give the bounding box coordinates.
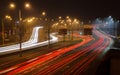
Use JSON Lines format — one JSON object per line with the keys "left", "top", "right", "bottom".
{"left": 27, "top": 17, "right": 35, "bottom": 23}
{"left": 8, "top": 2, "right": 32, "bottom": 57}
{"left": 27, "top": 19, "right": 33, "bottom": 23}
{"left": 25, "top": 3, "right": 31, "bottom": 9}
{"left": 74, "top": 18, "right": 77, "bottom": 22}
{"left": 10, "top": 3, "right": 15, "bottom": 9}
{"left": 67, "top": 19, "right": 72, "bottom": 23}
{"left": 42, "top": 12, "right": 46, "bottom": 16}
{"left": 5, "top": 15, "right": 12, "bottom": 20}
{"left": 58, "top": 16, "right": 62, "bottom": 19}
{"left": 10, "top": 2, "right": 31, "bottom": 9}
{"left": 66, "top": 16, "right": 70, "bottom": 19}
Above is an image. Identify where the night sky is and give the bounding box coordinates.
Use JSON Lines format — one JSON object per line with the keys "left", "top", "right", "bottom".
{"left": 0, "top": 0, "right": 120, "bottom": 21}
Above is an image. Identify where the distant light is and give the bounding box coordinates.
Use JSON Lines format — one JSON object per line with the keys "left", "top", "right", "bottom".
{"left": 67, "top": 19, "right": 72, "bottom": 23}
{"left": 58, "top": 16, "right": 62, "bottom": 19}
{"left": 66, "top": 16, "right": 69, "bottom": 19}
{"left": 80, "top": 32, "right": 83, "bottom": 35}
{"left": 42, "top": 12, "right": 46, "bottom": 16}
{"left": 25, "top": 3, "right": 30, "bottom": 8}
{"left": 74, "top": 18, "right": 77, "bottom": 22}
{"left": 27, "top": 19, "right": 33, "bottom": 23}
{"left": 10, "top": 3, "right": 15, "bottom": 8}
{"left": 5, "top": 15, "right": 12, "bottom": 20}
{"left": 16, "top": 21, "right": 19, "bottom": 24}
{"left": 108, "top": 16, "right": 112, "bottom": 18}
{"left": 81, "top": 22, "right": 84, "bottom": 24}
{"left": 106, "top": 22, "right": 108, "bottom": 25}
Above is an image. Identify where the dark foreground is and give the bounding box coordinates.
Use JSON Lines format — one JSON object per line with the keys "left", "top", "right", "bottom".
{"left": 96, "top": 49, "right": 120, "bottom": 75}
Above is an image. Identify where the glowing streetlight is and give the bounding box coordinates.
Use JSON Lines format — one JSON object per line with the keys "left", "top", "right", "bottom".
{"left": 25, "top": 3, "right": 30, "bottom": 7}
{"left": 42, "top": 12, "right": 46, "bottom": 16}
{"left": 5, "top": 15, "right": 12, "bottom": 20}
{"left": 58, "top": 16, "right": 62, "bottom": 19}
{"left": 25, "top": 3, "right": 31, "bottom": 9}
{"left": 27, "top": 19, "right": 33, "bottom": 23}
{"left": 73, "top": 18, "right": 77, "bottom": 22}
{"left": 10, "top": 3, "right": 15, "bottom": 9}
{"left": 67, "top": 18, "right": 72, "bottom": 23}
{"left": 66, "top": 16, "right": 70, "bottom": 19}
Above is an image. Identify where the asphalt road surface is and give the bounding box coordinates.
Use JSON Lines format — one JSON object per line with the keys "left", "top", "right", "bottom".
{"left": 0, "top": 26, "right": 113, "bottom": 75}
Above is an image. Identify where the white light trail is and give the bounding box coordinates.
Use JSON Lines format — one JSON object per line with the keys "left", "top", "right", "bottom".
{"left": 0, "top": 26, "right": 58, "bottom": 55}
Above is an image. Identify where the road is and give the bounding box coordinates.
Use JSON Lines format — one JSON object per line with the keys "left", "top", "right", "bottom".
{"left": 0, "top": 26, "right": 113, "bottom": 75}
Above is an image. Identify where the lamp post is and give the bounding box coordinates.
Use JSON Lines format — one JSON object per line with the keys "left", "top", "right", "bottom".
{"left": 19, "top": 9, "right": 22, "bottom": 57}
{"left": 71, "top": 19, "right": 79, "bottom": 40}
{"left": 41, "top": 12, "right": 50, "bottom": 48}
{"left": 66, "top": 17, "right": 72, "bottom": 40}
{"left": 1, "top": 15, "right": 12, "bottom": 46}
{"left": 1, "top": 19, "right": 4, "bottom": 46}
{"left": 43, "top": 13, "right": 51, "bottom": 48}
{"left": 9, "top": 2, "right": 31, "bottom": 57}
{"left": 48, "top": 21, "right": 50, "bottom": 48}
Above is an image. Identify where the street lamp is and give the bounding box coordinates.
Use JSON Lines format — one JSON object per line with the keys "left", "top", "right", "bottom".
{"left": 41, "top": 11, "right": 50, "bottom": 48}
{"left": 9, "top": 2, "right": 31, "bottom": 57}
{"left": 58, "top": 16, "right": 62, "bottom": 19}
{"left": 5, "top": 15, "right": 12, "bottom": 20}
{"left": 42, "top": 12, "right": 46, "bottom": 16}
{"left": 1, "top": 19, "right": 4, "bottom": 46}
{"left": 25, "top": 3, "right": 31, "bottom": 8}
{"left": 66, "top": 18, "right": 72, "bottom": 40}
{"left": 66, "top": 16, "right": 70, "bottom": 19}
{"left": 27, "top": 17, "right": 35, "bottom": 32}
{"left": 1, "top": 15, "right": 12, "bottom": 46}
{"left": 9, "top": 2, "right": 31, "bottom": 20}
{"left": 10, "top": 3, "right": 15, "bottom": 9}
